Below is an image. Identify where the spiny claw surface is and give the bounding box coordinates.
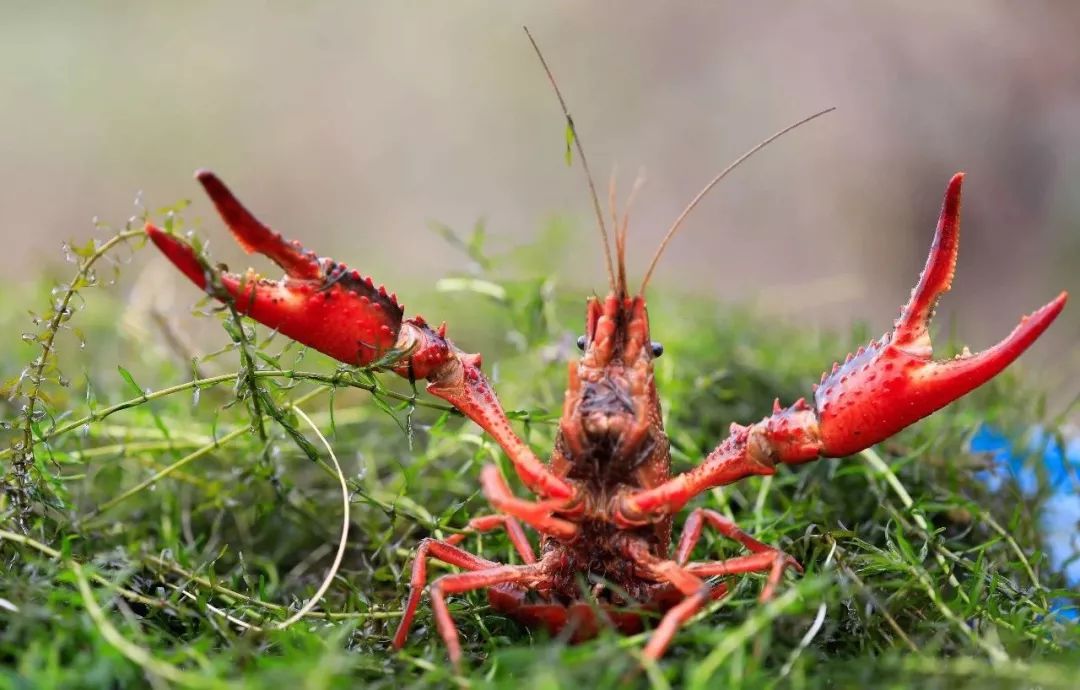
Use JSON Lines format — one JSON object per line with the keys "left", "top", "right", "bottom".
{"left": 195, "top": 170, "right": 323, "bottom": 281}
{"left": 146, "top": 171, "right": 404, "bottom": 366}
{"left": 813, "top": 173, "right": 1067, "bottom": 457}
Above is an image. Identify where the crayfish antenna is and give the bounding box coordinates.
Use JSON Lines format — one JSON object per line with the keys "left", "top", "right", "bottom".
{"left": 524, "top": 26, "right": 616, "bottom": 293}
{"left": 609, "top": 170, "right": 626, "bottom": 296}
{"left": 608, "top": 168, "right": 647, "bottom": 298}
{"left": 638, "top": 107, "right": 835, "bottom": 295}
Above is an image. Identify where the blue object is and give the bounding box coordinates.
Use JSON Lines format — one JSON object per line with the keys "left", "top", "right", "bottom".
{"left": 970, "top": 425, "right": 1079, "bottom": 621}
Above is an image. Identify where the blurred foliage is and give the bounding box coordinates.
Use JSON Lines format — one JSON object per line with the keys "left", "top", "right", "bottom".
{"left": 1, "top": 215, "right": 1078, "bottom": 689}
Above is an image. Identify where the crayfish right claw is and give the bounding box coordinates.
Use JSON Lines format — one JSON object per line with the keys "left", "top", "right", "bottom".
{"left": 891, "top": 172, "right": 963, "bottom": 357}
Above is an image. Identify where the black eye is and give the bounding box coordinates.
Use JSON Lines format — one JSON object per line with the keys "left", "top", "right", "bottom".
{"left": 576, "top": 335, "right": 587, "bottom": 351}
{"left": 651, "top": 341, "right": 664, "bottom": 357}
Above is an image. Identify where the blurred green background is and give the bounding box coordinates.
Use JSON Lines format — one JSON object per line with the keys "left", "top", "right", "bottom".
{"left": 2, "top": 1, "right": 1077, "bottom": 395}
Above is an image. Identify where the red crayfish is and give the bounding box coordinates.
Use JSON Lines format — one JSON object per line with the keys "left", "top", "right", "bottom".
{"left": 144, "top": 41, "right": 1067, "bottom": 668}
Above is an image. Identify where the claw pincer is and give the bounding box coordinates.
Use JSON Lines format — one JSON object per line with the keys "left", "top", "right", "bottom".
{"left": 146, "top": 171, "right": 575, "bottom": 502}
{"left": 146, "top": 171, "right": 404, "bottom": 367}
{"left": 621, "top": 173, "right": 1065, "bottom": 521}
{"left": 807, "top": 173, "right": 1066, "bottom": 458}
{"left": 752, "top": 174, "right": 1066, "bottom": 464}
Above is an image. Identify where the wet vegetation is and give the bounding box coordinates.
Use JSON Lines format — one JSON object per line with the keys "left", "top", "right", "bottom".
{"left": 2, "top": 213, "right": 1078, "bottom": 689}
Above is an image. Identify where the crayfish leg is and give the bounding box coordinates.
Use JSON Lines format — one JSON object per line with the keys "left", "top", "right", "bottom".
{"left": 392, "top": 538, "right": 499, "bottom": 652}
{"left": 428, "top": 560, "right": 554, "bottom": 669}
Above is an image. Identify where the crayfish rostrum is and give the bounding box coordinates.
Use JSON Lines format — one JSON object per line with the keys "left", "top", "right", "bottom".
{"left": 144, "top": 57, "right": 1066, "bottom": 671}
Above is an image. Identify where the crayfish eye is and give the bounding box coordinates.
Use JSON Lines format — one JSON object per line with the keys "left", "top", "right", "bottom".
{"left": 651, "top": 341, "right": 664, "bottom": 358}
{"left": 576, "top": 335, "right": 587, "bottom": 351}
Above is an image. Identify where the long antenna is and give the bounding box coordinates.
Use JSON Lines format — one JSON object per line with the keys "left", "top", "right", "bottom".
{"left": 616, "top": 169, "right": 646, "bottom": 297}
{"left": 524, "top": 26, "right": 616, "bottom": 291}
{"left": 638, "top": 107, "right": 836, "bottom": 294}
{"left": 608, "top": 170, "right": 625, "bottom": 294}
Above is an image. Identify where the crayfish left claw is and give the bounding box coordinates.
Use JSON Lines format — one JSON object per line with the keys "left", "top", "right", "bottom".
{"left": 195, "top": 170, "right": 324, "bottom": 281}
{"left": 809, "top": 174, "right": 1067, "bottom": 458}
{"left": 149, "top": 171, "right": 578, "bottom": 503}
{"left": 146, "top": 171, "right": 405, "bottom": 366}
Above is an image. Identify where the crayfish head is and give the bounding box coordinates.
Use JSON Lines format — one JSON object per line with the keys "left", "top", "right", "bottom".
{"left": 560, "top": 294, "right": 665, "bottom": 467}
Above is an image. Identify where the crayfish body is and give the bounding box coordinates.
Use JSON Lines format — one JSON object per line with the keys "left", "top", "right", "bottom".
{"left": 146, "top": 168, "right": 1065, "bottom": 666}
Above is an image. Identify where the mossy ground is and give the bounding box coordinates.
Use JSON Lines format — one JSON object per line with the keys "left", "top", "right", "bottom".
{"left": 1, "top": 218, "right": 1077, "bottom": 689}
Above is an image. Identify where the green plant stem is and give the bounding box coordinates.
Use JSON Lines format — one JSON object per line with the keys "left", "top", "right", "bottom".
{"left": 0, "top": 528, "right": 163, "bottom": 609}
{"left": 143, "top": 555, "right": 404, "bottom": 621}
{"left": 688, "top": 577, "right": 830, "bottom": 690}
{"left": 85, "top": 386, "right": 328, "bottom": 517}
{"left": 72, "top": 562, "right": 226, "bottom": 689}
{"left": 0, "top": 368, "right": 459, "bottom": 463}
{"left": 87, "top": 425, "right": 251, "bottom": 517}
{"left": 10, "top": 229, "right": 144, "bottom": 499}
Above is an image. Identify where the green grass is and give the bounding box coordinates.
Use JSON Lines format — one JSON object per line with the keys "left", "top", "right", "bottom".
{"left": 1, "top": 216, "right": 1078, "bottom": 689}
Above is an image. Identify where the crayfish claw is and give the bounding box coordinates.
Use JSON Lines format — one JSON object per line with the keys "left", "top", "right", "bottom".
{"left": 145, "top": 173, "right": 408, "bottom": 366}
{"left": 145, "top": 223, "right": 211, "bottom": 290}
{"left": 918, "top": 291, "right": 1067, "bottom": 387}
{"left": 195, "top": 170, "right": 323, "bottom": 281}
{"left": 810, "top": 174, "right": 1067, "bottom": 458}
{"left": 892, "top": 172, "right": 963, "bottom": 356}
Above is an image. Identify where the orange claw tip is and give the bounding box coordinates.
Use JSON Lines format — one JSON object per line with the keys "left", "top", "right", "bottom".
{"left": 144, "top": 223, "right": 209, "bottom": 290}
{"left": 1019, "top": 290, "right": 1068, "bottom": 342}
{"left": 942, "top": 171, "right": 964, "bottom": 225}
{"left": 193, "top": 170, "right": 234, "bottom": 209}
{"left": 1049, "top": 290, "right": 1068, "bottom": 313}
{"left": 193, "top": 170, "right": 324, "bottom": 281}
{"left": 1017, "top": 290, "right": 1067, "bottom": 338}
{"left": 193, "top": 170, "right": 261, "bottom": 255}
{"left": 893, "top": 172, "right": 965, "bottom": 352}
{"left": 981, "top": 290, "right": 1068, "bottom": 367}
{"left": 922, "top": 289, "right": 1068, "bottom": 399}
